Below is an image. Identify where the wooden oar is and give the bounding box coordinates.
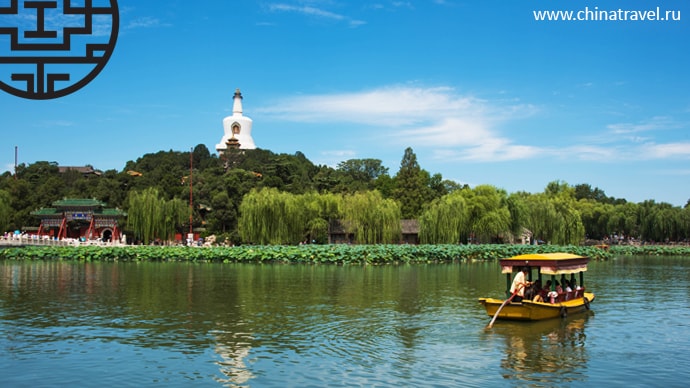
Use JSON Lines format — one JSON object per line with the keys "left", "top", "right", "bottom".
{"left": 486, "top": 285, "right": 524, "bottom": 329}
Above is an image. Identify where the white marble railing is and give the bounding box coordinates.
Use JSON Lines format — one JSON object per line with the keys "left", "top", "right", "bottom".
{"left": 0, "top": 235, "right": 125, "bottom": 247}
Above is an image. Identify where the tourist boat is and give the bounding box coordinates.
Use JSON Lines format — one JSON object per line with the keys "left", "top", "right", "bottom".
{"left": 478, "top": 253, "right": 595, "bottom": 323}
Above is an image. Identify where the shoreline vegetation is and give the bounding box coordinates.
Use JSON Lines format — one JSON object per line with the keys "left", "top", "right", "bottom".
{"left": 1, "top": 244, "right": 689, "bottom": 264}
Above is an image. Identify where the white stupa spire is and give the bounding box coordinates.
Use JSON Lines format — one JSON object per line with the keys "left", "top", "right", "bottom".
{"left": 232, "top": 88, "right": 243, "bottom": 115}
{"left": 216, "top": 88, "right": 256, "bottom": 153}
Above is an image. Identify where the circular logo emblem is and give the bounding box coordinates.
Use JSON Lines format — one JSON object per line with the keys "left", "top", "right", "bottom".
{"left": 0, "top": 0, "right": 119, "bottom": 100}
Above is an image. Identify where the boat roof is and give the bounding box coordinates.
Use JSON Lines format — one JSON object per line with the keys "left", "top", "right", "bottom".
{"left": 500, "top": 253, "right": 589, "bottom": 275}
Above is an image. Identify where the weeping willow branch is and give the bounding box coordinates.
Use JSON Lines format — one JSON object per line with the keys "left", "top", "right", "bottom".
{"left": 341, "top": 191, "right": 401, "bottom": 244}
{"left": 127, "top": 188, "right": 187, "bottom": 244}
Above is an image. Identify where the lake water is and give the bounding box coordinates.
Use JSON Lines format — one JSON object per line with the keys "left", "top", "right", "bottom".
{"left": 0, "top": 255, "right": 688, "bottom": 387}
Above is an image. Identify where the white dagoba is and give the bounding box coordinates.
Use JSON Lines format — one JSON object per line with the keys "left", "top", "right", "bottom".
{"left": 216, "top": 88, "right": 257, "bottom": 152}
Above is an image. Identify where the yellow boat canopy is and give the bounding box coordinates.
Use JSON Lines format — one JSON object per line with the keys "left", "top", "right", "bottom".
{"left": 500, "top": 253, "right": 589, "bottom": 275}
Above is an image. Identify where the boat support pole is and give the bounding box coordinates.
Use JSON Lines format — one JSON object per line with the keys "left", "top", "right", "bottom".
{"left": 487, "top": 285, "right": 523, "bottom": 329}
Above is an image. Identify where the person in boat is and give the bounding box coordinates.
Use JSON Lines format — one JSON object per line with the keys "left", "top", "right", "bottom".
{"left": 526, "top": 279, "right": 541, "bottom": 301}
{"left": 509, "top": 266, "right": 532, "bottom": 302}
{"left": 540, "top": 280, "right": 552, "bottom": 298}
{"left": 563, "top": 280, "right": 573, "bottom": 300}
{"left": 529, "top": 279, "right": 543, "bottom": 302}
{"left": 572, "top": 279, "right": 582, "bottom": 297}
{"left": 547, "top": 289, "right": 559, "bottom": 303}
{"left": 564, "top": 280, "right": 573, "bottom": 293}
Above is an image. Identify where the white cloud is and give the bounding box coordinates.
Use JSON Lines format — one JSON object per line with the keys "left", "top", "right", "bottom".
{"left": 607, "top": 116, "right": 677, "bottom": 134}
{"left": 562, "top": 145, "right": 618, "bottom": 161}
{"left": 269, "top": 4, "right": 345, "bottom": 20}
{"left": 321, "top": 150, "right": 357, "bottom": 158}
{"left": 315, "top": 150, "right": 357, "bottom": 167}
{"left": 259, "top": 85, "right": 540, "bottom": 162}
{"left": 258, "top": 86, "right": 690, "bottom": 164}
{"left": 125, "top": 16, "right": 166, "bottom": 29}
{"left": 640, "top": 142, "right": 690, "bottom": 159}
{"left": 392, "top": 2, "right": 414, "bottom": 9}
{"left": 267, "top": 3, "right": 365, "bottom": 27}
{"left": 259, "top": 86, "right": 486, "bottom": 125}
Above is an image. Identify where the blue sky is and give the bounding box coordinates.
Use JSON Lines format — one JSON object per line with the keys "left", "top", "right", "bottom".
{"left": 2, "top": 0, "right": 689, "bottom": 205}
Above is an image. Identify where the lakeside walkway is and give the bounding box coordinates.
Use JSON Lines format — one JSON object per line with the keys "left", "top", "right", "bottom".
{"left": 0, "top": 236, "right": 125, "bottom": 248}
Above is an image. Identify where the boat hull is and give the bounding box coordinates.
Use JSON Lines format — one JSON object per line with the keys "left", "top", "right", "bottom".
{"left": 478, "top": 292, "right": 595, "bottom": 321}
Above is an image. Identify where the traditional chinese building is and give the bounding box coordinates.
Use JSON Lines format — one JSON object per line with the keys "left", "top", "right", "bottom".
{"left": 31, "top": 199, "right": 126, "bottom": 242}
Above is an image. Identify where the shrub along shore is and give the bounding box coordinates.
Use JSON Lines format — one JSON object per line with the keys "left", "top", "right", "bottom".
{"left": 2, "top": 243, "right": 686, "bottom": 264}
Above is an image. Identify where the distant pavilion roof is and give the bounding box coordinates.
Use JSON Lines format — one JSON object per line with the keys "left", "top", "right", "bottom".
{"left": 58, "top": 166, "right": 102, "bottom": 176}
{"left": 31, "top": 198, "right": 126, "bottom": 217}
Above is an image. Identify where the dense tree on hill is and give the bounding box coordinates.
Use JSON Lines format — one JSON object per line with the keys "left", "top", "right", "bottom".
{"left": 2, "top": 144, "right": 690, "bottom": 244}
{"left": 573, "top": 183, "right": 627, "bottom": 205}
{"left": 337, "top": 158, "right": 388, "bottom": 182}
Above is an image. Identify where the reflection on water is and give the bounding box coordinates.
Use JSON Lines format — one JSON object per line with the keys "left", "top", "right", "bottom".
{"left": 212, "top": 328, "right": 255, "bottom": 387}
{"left": 489, "top": 314, "right": 591, "bottom": 384}
{"left": 1, "top": 258, "right": 689, "bottom": 387}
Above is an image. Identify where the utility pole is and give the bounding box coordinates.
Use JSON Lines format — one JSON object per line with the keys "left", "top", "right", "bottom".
{"left": 189, "top": 147, "right": 193, "bottom": 236}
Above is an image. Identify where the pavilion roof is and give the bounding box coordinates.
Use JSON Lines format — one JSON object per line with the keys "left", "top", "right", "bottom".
{"left": 32, "top": 198, "right": 126, "bottom": 218}
{"left": 58, "top": 166, "right": 102, "bottom": 176}
{"left": 31, "top": 208, "right": 61, "bottom": 216}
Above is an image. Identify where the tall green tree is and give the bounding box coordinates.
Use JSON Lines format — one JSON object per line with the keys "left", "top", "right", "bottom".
{"left": 337, "top": 158, "right": 389, "bottom": 182}
{"left": 392, "top": 147, "right": 433, "bottom": 219}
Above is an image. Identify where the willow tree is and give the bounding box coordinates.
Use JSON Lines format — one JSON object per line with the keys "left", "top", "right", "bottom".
{"left": 606, "top": 202, "right": 640, "bottom": 239}
{"left": 238, "top": 187, "right": 304, "bottom": 244}
{"left": 575, "top": 199, "right": 614, "bottom": 240}
{"left": 341, "top": 190, "right": 401, "bottom": 244}
{"left": 418, "top": 191, "right": 469, "bottom": 244}
{"left": 127, "top": 188, "right": 187, "bottom": 244}
{"left": 522, "top": 193, "right": 559, "bottom": 244}
{"left": 162, "top": 197, "right": 188, "bottom": 241}
{"left": 0, "top": 189, "right": 11, "bottom": 232}
{"left": 551, "top": 194, "right": 585, "bottom": 245}
{"left": 524, "top": 190, "right": 585, "bottom": 245}
{"left": 299, "top": 191, "right": 342, "bottom": 243}
{"left": 238, "top": 189, "right": 344, "bottom": 245}
{"left": 458, "top": 185, "right": 512, "bottom": 243}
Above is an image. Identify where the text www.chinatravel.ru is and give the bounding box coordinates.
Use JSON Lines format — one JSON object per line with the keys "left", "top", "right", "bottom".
{"left": 533, "top": 7, "right": 681, "bottom": 22}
